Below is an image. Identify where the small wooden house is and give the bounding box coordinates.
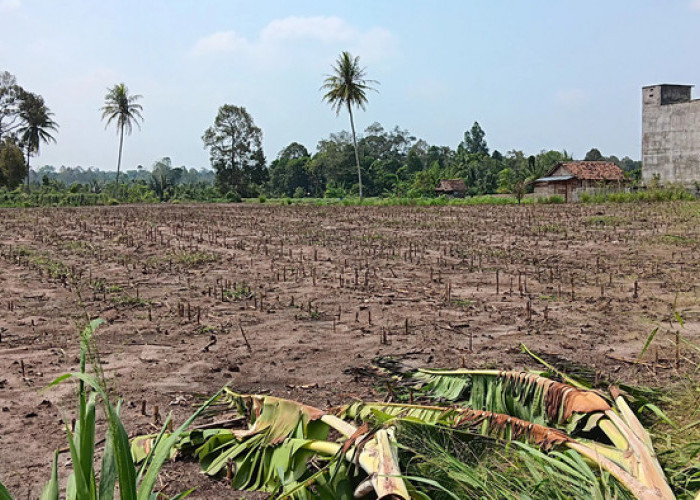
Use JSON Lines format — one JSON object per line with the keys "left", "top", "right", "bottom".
{"left": 435, "top": 179, "right": 467, "bottom": 198}
{"left": 533, "top": 161, "right": 625, "bottom": 202}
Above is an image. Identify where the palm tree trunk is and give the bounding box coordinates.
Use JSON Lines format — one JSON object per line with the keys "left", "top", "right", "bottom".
{"left": 347, "top": 102, "right": 362, "bottom": 199}
{"left": 25, "top": 144, "right": 30, "bottom": 192}
{"left": 115, "top": 124, "right": 124, "bottom": 198}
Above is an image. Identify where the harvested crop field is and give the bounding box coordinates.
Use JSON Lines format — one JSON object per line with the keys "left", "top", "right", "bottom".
{"left": 1, "top": 202, "right": 699, "bottom": 497}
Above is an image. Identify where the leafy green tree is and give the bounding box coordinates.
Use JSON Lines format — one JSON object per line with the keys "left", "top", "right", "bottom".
{"left": 321, "top": 51, "right": 378, "bottom": 198}
{"left": 202, "top": 104, "right": 266, "bottom": 197}
{"left": 497, "top": 168, "right": 526, "bottom": 203}
{"left": 0, "top": 139, "right": 25, "bottom": 189}
{"left": 0, "top": 71, "right": 23, "bottom": 142}
{"left": 312, "top": 131, "right": 356, "bottom": 193}
{"left": 278, "top": 142, "right": 309, "bottom": 161}
{"left": 460, "top": 121, "right": 489, "bottom": 155}
{"left": 584, "top": 148, "right": 604, "bottom": 161}
{"left": 101, "top": 83, "right": 143, "bottom": 196}
{"left": 533, "top": 149, "right": 571, "bottom": 178}
{"left": 17, "top": 91, "right": 58, "bottom": 188}
{"left": 409, "top": 161, "right": 441, "bottom": 197}
{"left": 269, "top": 145, "right": 312, "bottom": 198}
{"left": 149, "top": 157, "right": 183, "bottom": 201}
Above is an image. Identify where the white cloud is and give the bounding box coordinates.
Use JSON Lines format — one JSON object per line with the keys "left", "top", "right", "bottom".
{"left": 188, "top": 31, "right": 249, "bottom": 58}
{"left": 261, "top": 16, "right": 356, "bottom": 44}
{"left": 188, "top": 16, "right": 397, "bottom": 64}
{"left": 0, "top": 0, "right": 21, "bottom": 13}
{"left": 691, "top": 0, "right": 700, "bottom": 10}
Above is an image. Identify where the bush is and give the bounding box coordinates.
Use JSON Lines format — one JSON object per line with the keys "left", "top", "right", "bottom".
{"left": 258, "top": 195, "right": 267, "bottom": 203}
{"left": 325, "top": 183, "right": 346, "bottom": 199}
{"left": 537, "top": 195, "right": 565, "bottom": 204}
{"left": 579, "top": 186, "right": 695, "bottom": 204}
{"left": 225, "top": 190, "right": 242, "bottom": 203}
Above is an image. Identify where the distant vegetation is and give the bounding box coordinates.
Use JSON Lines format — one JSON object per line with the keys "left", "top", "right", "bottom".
{"left": 0, "top": 64, "right": 662, "bottom": 208}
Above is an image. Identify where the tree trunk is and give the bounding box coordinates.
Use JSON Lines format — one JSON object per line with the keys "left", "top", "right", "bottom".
{"left": 347, "top": 102, "right": 362, "bottom": 199}
{"left": 25, "top": 144, "right": 30, "bottom": 192}
{"left": 115, "top": 124, "right": 124, "bottom": 198}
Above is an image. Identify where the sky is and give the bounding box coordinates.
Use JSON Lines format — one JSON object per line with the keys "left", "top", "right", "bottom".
{"left": 2, "top": 0, "right": 700, "bottom": 171}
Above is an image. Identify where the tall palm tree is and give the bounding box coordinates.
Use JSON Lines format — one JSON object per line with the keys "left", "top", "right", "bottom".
{"left": 17, "top": 92, "right": 58, "bottom": 189}
{"left": 321, "top": 51, "right": 378, "bottom": 199}
{"left": 101, "top": 83, "right": 143, "bottom": 197}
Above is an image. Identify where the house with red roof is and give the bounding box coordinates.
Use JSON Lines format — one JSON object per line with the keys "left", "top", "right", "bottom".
{"left": 533, "top": 161, "right": 626, "bottom": 202}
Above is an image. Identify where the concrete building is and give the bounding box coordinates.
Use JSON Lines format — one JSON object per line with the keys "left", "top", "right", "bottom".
{"left": 642, "top": 84, "right": 700, "bottom": 185}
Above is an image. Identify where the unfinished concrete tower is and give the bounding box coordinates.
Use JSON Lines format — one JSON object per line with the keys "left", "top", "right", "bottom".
{"left": 642, "top": 84, "right": 700, "bottom": 185}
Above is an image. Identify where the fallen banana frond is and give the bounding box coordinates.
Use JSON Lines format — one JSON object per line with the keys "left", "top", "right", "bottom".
{"left": 129, "top": 372, "right": 676, "bottom": 499}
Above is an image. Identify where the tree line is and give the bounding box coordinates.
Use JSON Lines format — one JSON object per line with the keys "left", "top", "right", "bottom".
{"left": 0, "top": 71, "right": 58, "bottom": 190}
{"left": 2, "top": 53, "right": 641, "bottom": 203}
{"left": 199, "top": 52, "right": 640, "bottom": 200}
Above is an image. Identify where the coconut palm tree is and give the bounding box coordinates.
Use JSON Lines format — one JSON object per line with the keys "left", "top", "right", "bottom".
{"left": 321, "top": 51, "right": 378, "bottom": 199}
{"left": 17, "top": 92, "right": 58, "bottom": 190}
{"left": 101, "top": 83, "right": 143, "bottom": 197}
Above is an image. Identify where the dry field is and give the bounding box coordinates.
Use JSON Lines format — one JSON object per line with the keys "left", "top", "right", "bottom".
{"left": 1, "top": 202, "right": 699, "bottom": 497}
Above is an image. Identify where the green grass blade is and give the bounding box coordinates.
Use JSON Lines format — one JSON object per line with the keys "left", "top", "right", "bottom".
{"left": 636, "top": 327, "right": 659, "bottom": 363}
{"left": 137, "top": 387, "right": 225, "bottom": 500}
{"left": 109, "top": 402, "right": 138, "bottom": 500}
{"left": 99, "top": 407, "right": 118, "bottom": 500}
{"left": 136, "top": 415, "right": 171, "bottom": 484}
{"left": 39, "top": 450, "right": 59, "bottom": 500}
{"left": 0, "top": 480, "right": 13, "bottom": 500}
{"left": 169, "top": 488, "right": 195, "bottom": 499}
{"left": 66, "top": 424, "right": 90, "bottom": 500}
{"left": 78, "top": 393, "right": 98, "bottom": 495}
{"left": 639, "top": 403, "right": 677, "bottom": 428}
{"left": 674, "top": 311, "right": 685, "bottom": 328}
{"left": 399, "top": 475, "right": 461, "bottom": 500}
{"left": 520, "top": 343, "right": 588, "bottom": 389}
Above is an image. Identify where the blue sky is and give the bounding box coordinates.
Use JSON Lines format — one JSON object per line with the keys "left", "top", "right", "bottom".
{"left": 2, "top": 0, "right": 699, "bottom": 171}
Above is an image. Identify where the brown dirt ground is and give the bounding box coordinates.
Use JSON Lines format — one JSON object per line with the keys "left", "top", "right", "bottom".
{"left": 0, "top": 202, "right": 699, "bottom": 498}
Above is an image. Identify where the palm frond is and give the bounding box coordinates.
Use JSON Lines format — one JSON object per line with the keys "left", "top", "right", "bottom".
{"left": 101, "top": 83, "right": 143, "bottom": 135}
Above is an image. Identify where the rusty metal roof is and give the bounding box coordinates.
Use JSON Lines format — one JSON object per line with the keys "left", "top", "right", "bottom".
{"left": 557, "top": 162, "right": 625, "bottom": 181}
{"left": 435, "top": 179, "right": 467, "bottom": 191}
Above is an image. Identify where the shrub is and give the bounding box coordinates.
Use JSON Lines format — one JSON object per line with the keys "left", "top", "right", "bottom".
{"left": 325, "top": 183, "right": 346, "bottom": 199}
{"left": 536, "top": 195, "right": 565, "bottom": 204}
{"left": 225, "top": 190, "right": 242, "bottom": 203}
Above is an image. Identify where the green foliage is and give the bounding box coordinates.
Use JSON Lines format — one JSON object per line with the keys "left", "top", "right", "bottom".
{"left": 101, "top": 83, "right": 143, "bottom": 195}
{"left": 202, "top": 104, "right": 267, "bottom": 198}
{"left": 536, "top": 195, "right": 565, "bottom": 204}
{"left": 324, "top": 182, "right": 346, "bottom": 198}
{"left": 0, "top": 319, "right": 225, "bottom": 500}
{"left": 579, "top": 186, "right": 695, "bottom": 203}
{"left": 17, "top": 91, "right": 58, "bottom": 180}
{"left": 141, "top": 390, "right": 350, "bottom": 498}
{"left": 398, "top": 422, "right": 634, "bottom": 500}
{"left": 460, "top": 121, "right": 489, "bottom": 155}
{"left": 322, "top": 51, "right": 379, "bottom": 199}
{"left": 0, "top": 140, "right": 25, "bottom": 189}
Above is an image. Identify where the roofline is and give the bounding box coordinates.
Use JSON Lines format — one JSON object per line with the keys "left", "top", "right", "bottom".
{"left": 543, "top": 161, "right": 624, "bottom": 179}
{"left": 642, "top": 84, "right": 694, "bottom": 89}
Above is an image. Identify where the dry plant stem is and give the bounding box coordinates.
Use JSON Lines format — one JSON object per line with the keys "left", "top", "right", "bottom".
{"left": 567, "top": 441, "right": 669, "bottom": 500}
